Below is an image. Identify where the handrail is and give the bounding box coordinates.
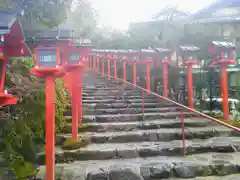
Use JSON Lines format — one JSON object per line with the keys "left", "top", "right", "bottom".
{"left": 96, "top": 71, "right": 240, "bottom": 132}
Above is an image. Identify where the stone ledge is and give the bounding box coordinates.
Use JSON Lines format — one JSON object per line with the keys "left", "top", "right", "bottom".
{"left": 82, "top": 112, "right": 194, "bottom": 123}
{"left": 37, "top": 152, "right": 240, "bottom": 179}
{"left": 56, "top": 126, "right": 239, "bottom": 144}
{"left": 53, "top": 137, "right": 240, "bottom": 161}
{"left": 62, "top": 118, "right": 216, "bottom": 133}
{"left": 82, "top": 107, "right": 182, "bottom": 115}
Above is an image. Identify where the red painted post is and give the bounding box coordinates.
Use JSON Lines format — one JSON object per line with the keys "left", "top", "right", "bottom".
{"left": 187, "top": 65, "right": 194, "bottom": 109}
{"left": 78, "top": 73, "right": 83, "bottom": 123}
{"left": 220, "top": 64, "right": 230, "bottom": 121}
{"left": 123, "top": 61, "right": 126, "bottom": 84}
{"left": 89, "top": 55, "right": 91, "bottom": 69}
{"left": 114, "top": 59, "right": 117, "bottom": 80}
{"left": 146, "top": 63, "right": 150, "bottom": 93}
{"left": 142, "top": 90, "right": 145, "bottom": 116}
{"left": 102, "top": 58, "right": 105, "bottom": 75}
{"left": 108, "top": 57, "right": 111, "bottom": 80}
{"left": 133, "top": 62, "right": 137, "bottom": 87}
{"left": 181, "top": 112, "right": 186, "bottom": 156}
{"left": 45, "top": 76, "right": 55, "bottom": 180}
{"left": 71, "top": 71, "right": 79, "bottom": 141}
{"left": 163, "top": 63, "right": 168, "bottom": 98}
{"left": 97, "top": 57, "right": 100, "bottom": 73}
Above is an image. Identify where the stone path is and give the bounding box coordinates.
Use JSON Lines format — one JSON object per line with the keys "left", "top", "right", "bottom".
{"left": 39, "top": 72, "right": 240, "bottom": 179}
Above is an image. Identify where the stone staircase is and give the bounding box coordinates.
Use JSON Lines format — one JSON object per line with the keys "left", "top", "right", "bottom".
{"left": 40, "top": 73, "right": 240, "bottom": 179}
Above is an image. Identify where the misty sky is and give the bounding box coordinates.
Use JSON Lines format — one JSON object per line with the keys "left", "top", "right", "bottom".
{"left": 91, "top": 0, "right": 214, "bottom": 30}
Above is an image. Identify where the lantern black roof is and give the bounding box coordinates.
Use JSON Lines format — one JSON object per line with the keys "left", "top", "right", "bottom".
{"left": 212, "top": 41, "right": 236, "bottom": 48}
{"left": 34, "top": 28, "right": 73, "bottom": 41}
{"left": 128, "top": 49, "right": 140, "bottom": 53}
{"left": 180, "top": 45, "right": 200, "bottom": 52}
{"left": 0, "top": 9, "right": 24, "bottom": 34}
{"left": 155, "top": 48, "right": 172, "bottom": 53}
{"left": 74, "top": 38, "right": 92, "bottom": 47}
{"left": 140, "top": 49, "right": 155, "bottom": 53}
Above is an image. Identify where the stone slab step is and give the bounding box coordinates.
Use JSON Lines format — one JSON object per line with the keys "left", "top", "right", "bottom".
{"left": 83, "top": 107, "right": 186, "bottom": 115}
{"left": 83, "top": 87, "right": 138, "bottom": 91}
{"left": 166, "top": 174, "right": 240, "bottom": 180}
{"left": 57, "top": 126, "right": 239, "bottom": 144}
{"left": 63, "top": 118, "right": 217, "bottom": 133}
{"left": 82, "top": 98, "right": 158, "bottom": 104}
{"left": 83, "top": 95, "right": 157, "bottom": 100}
{"left": 82, "top": 112, "right": 194, "bottom": 123}
{"left": 84, "top": 102, "right": 182, "bottom": 109}
{"left": 65, "top": 107, "right": 182, "bottom": 116}
{"left": 37, "top": 152, "right": 240, "bottom": 179}
{"left": 83, "top": 91, "right": 145, "bottom": 96}
{"left": 55, "top": 137, "right": 240, "bottom": 161}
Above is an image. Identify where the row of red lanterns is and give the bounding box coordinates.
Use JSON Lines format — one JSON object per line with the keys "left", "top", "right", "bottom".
{"left": 89, "top": 42, "right": 236, "bottom": 123}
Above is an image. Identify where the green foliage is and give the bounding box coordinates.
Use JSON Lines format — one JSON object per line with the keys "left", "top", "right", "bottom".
{"left": 0, "top": 0, "right": 72, "bottom": 29}
{"left": 1, "top": 58, "right": 69, "bottom": 179}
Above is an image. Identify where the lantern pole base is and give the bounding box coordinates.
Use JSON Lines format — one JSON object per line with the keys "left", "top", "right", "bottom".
{"left": 210, "top": 60, "right": 234, "bottom": 122}
{"left": 64, "top": 64, "right": 84, "bottom": 141}
{"left": 30, "top": 66, "right": 65, "bottom": 180}
{"left": 0, "top": 92, "right": 18, "bottom": 107}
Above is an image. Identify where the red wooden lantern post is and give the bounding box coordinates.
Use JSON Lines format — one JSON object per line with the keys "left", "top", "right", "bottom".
{"left": 156, "top": 48, "right": 172, "bottom": 98}
{"left": 121, "top": 53, "right": 128, "bottom": 84}
{"left": 139, "top": 49, "right": 155, "bottom": 93}
{"left": 63, "top": 48, "right": 83, "bottom": 141}
{"left": 31, "top": 47, "right": 65, "bottom": 180}
{"left": 107, "top": 50, "right": 111, "bottom": 80}
{"left": 77, "top": 39, "right": 92, "bottom": 122}
{"left": 128, "top": 50, "right": 140, "bottom": 87}
{"left": 179, "top": 46, "right": 200, "bottom": 109}
{"left": 209, "top": 41, "right": 236, "bottom": 122}
{"left": 112, "top": 51, "right": 118, "bottom": 80}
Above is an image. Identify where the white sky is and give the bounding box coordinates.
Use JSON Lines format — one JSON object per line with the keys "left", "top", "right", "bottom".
{"left": 91, "top": 0, "right": 214, "bottom": 30}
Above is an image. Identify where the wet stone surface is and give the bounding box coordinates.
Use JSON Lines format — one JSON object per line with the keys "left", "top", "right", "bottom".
{"left": 50, "top": 73, "right": 240, "bottom": 179}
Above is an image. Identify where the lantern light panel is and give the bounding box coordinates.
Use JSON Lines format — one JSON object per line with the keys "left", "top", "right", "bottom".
{"left": 37, "top": 49, "right": 58, "bottom": 67}
{"left": 67, "top": 52, "right": 80, "bottom": 64}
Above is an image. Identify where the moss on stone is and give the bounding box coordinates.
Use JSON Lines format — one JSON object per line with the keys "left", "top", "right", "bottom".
{"left": 61, "top": 137, "right": 89, "bottom": 150}
{"left": 231, "top": 121, "right": 240, "bottom": 127}
{"left": 78, "top": 123, "right": 90, "bottom": 131}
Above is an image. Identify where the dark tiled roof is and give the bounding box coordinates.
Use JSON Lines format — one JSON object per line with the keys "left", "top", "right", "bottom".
{"left": 26, "top": 28, "right": 73, "bottom": 41}
{"left": 0, "top": 9, "right": 24, "bottom": 34}
{"left": 180, "top": 45, "right": 200, "bottom": 52}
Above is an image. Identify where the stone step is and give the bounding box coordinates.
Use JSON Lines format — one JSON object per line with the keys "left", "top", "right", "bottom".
{"left": 57, "top": 126, "right": 239, "bottom": 144}
{"left": 84, "top": 102, "right": 180, "bottom": 109}
{"left": 83, "top": 91, "right": 145, "bottom": 96}
{"left": 82, "top": 98, "right": 159, "bottom": 104}
{"left": 37, "top": 152, "right": 240, "bottom": 179}
{"left": 83, "top": 95, "right": 157, "bottom": 100}
{"left": 55, "top": 137, "right": 240, "bottom": 161}
{"left": 82, "top": 112, "right": 194, "bottom": 123}
{"left": 166, "top": 174, "right": 240, "bottom": 180}
{"left": 62, "top": 118, "right": 217, "bottom": 133}
{"left": 83, "top": 107, "right": 185, "bottom": 115}
{"left": 83, "top": 87, "right": 137, "bottom": 91}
